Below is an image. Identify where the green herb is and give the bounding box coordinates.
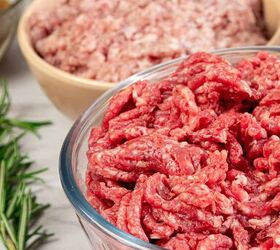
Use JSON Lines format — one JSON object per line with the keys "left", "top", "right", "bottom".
{"left": 0, "top": 81, "right": 53, "bottom": 250}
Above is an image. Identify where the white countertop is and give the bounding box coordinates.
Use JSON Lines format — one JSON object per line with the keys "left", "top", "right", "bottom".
{"left": 0, "top": 41, "right": 90, "bottom": 250}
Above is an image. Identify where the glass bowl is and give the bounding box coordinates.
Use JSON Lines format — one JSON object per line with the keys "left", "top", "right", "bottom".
{"left": 0, "top": 0, "right": 27, "bottom": 62}
{"left": 59, "top": 46, "right": 280, "bottom": 250}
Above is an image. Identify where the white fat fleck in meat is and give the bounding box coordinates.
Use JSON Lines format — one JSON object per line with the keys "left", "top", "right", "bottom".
{"left": 209, "top": 235, "right": 215, "bottom": 240}
{"left": 122, "top": 26, "right": 137, "bottom": 39}
{"left": 165, "top": 144, "right": 173, "bottom": 151}
{"left": 136, "top": 161, "right": 147, "bottom": 168}
{"left": 162, "top": 153, "right": 171, "bottom": 160}
{"left": 248, "top": 216, "right": 272, "bottom": 229}
{"left": 236, "top": 174, "right": 248, "bottom": 186}
{"left": 132, "top": 89, "right": 139, "bottom": 99}
{"left": 95, "top": 152, "right": 103, "bottom": 162}
{"left": 157, "top": 117, "right": 166, "bottom": 123}
{"left": 131, "top": 149, "right": 139, "bottom": 155}
{"left": 197, "top": 210, "right": 205, "bottom": 220}
{"left": 240, "top": 80, "right": 253, "bottom": 97}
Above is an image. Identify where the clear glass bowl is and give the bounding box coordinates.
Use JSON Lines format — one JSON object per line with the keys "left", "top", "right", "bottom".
{"left": 0, "top": 0, "right": 27, "bottom": 61}
{"left": 59, "top": 46, "right": 280, "bottom": 250}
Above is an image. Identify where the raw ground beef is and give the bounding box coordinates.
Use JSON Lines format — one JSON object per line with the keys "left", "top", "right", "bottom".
{"left": 29, "top": 0, "right": 267, "bottom": 82}
{"left": 86, "top": 51, "right": 280, "bottom": 250}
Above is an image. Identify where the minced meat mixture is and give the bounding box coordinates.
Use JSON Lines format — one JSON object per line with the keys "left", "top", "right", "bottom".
{"left": 86, "top": 51, "right": 280, "bottom": 250}
{"left": 29, "top": 0, "right": 267, "bottom": 82}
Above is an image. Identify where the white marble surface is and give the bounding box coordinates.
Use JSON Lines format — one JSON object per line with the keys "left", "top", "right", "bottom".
{"left": 0, "top": 41, "right": 90, "bottom": 249}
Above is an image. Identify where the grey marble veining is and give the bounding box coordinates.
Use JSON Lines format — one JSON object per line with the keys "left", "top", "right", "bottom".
{"left": 0, "top": 41, "right": 90, "bottom": 250}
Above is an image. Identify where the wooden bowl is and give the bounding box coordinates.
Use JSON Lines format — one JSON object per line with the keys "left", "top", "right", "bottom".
{"left": 18, "top": 0, "right": 280, "bottom": 120}
{"left": 17, "top": 0, "right": 114, "bottom": 120}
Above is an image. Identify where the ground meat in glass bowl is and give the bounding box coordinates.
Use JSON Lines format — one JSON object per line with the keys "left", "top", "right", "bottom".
{"left": 86, "top": 51, "right": 280, "bottom": 250}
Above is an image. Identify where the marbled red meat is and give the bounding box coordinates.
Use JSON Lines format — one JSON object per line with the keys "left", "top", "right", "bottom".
{"left": 29, "top": 0, "right": 267, "bottom": 82}
{"left": 86, "top": 52, "right": 280, "bottom": 250}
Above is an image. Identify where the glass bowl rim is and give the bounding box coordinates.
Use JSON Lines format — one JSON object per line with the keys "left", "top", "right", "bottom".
{"left": 59, "top": 45, "right": 280, "bottom": 249}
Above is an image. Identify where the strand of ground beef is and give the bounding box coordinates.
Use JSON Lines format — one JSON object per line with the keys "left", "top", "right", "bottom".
{"left": 86, "top": 51, "right": 280, "bottom": 250}
{"left": 29, "top": 0, "right": 267, "bottom": 82}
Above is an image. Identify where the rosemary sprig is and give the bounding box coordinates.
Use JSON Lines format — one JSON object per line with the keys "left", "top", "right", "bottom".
{"left": 0, "top": 80, "right": 53, "bottom": 250}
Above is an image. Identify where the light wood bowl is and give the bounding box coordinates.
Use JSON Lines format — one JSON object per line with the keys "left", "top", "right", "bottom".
{"left": 17, "top": 0, "right": 114, "bottom": 120}
{"left": 18, "top": 0, "right": 280, "bottom": 120}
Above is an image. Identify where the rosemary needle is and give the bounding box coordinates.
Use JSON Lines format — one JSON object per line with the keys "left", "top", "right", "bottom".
{"left": 0, "top": 80, "right": 53, "bottom": 250}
